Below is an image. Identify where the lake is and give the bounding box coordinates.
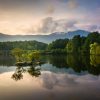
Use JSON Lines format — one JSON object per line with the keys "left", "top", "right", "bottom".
{"left": 0, "top": 54, "right": 100, "bottom": 100}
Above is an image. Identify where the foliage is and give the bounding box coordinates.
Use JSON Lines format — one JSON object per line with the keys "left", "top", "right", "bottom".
{"left": 66, "top": 35, "right": 86, "bottom": 54}
{"left": 0, "top": 40, "right": 47, "bottom": 51}
{"left": 90, "top": 55, "right": 100, "bottom": 66}
{"left": 28, "top": 51, "right": 40, "bottom": 61}
{"left": 11, "top": 48, "right": 40, "bottom": 62}
{"left": 1, "top": 31, "right": 100, "bottom": 55}
{"left": 66, "top": 32, "right": 100, "bottom": 54}
{"left": 82, "top": 32, "right": 100, "bottom": 54}
{"left": 90, "top": 42, "right": 100, "bottom": 55}
{"left": 11, "top": 48, "right": 24, "bottom": 62}
{"left": 48, "top": 39, "right": 69, "bottom": 50}
{"left": 66, "top": 40, "right": 73, "bottom": 53}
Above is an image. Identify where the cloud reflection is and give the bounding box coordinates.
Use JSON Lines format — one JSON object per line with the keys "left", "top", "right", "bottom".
{"left": 0, "top": 71, "right": 100, "bottom": 100}
{"left": 40, "top": 71, "right": 100, "bottom": 90}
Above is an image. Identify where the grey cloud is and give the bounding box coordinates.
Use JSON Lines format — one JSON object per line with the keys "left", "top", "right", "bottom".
{"left": 45, "top": 5, "right": 55, "bottom": 15}
{"left": 89, "top": 25, "right": 99, "bottom": 31}
{"left": 0, "top": 0, "right": 41, "bottom": 10}
{"left": 58, "top": 0, "right": 79, "bottom": 9}
{"left": 25, "top": 17, "right": 100, "bottom": 34}
{"left": 38, "top": 17, "right": 58, "bottom": 33}
{"left": 40, "top": 72, "right": 77, "bottom": 90}
{"left": 35, "top": 17, "right": 77, "bottom": 33}
{"left": 40, "top": 72, "right": 100, "bottom": 90}
{"left": 67, "top": 0, "right": 79, "bottom": 9}
{"left": 83, "top": 25, "right": 100, "bottom": 32}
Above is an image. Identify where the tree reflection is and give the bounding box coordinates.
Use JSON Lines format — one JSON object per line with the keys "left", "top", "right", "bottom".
{"left": 12, "top": 65, "right": 41, "bottom": 81}
{"left": 12, "top": 66, "right": 25, "bottom": 81}
{"left": 28, "top": 66, "right": 41, "bottom": 77}
{"left": 66, "top": 54, "right": 85, "bottom": 73}
{"left": 48, "top": 55, "right": 68, "bottom": 68}
{"left": 47, "top": 54, "right": 100, "bottom": 75}
{"left": 8, "top": 54, "right": 100, "bottom": 80}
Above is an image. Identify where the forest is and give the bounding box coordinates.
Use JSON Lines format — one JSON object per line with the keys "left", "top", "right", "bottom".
{"left": 0, "top": 40, "right": 47, "bottom": 51}
{"left": 47, "top": 32, "right": 100, "bottom": 55}
{"left": 0, "top": 32, "right": 100, "bottom": 55}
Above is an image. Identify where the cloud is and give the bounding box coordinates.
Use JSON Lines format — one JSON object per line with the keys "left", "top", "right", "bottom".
{"left": 27, "top": 17, "right": 77, "bottom": 34}
{"left": 27, "top": 17, "right": 100, "bottom": 34}
{"left": 89, "top": 25, "right": 98, "bottom": 31}
{"left": 0, "top": 0, "right": 41, "bottom": 11}
{"left": 40, "top": 71, "right": 100, "bottom": 90}
{"left": 89, "top": 25, "right": 100, "bottom": 32}
{"left": 59, "top": 0, "right": 79, "bottom": 9}
{"left": 40, "top": 72, "right": 77, "bottom": 89}
{"left": 77, "top": 24, "right": 100, "bottom": 32}
{"left": 67, "top": 0, "right": 79, "bottom": 9}
{"left": 45, "top": 5, "right": 55, "bottom": 15}
{"left": 38, "top": 17, "right": 57, "bottom": 33}
{"left": 0, "top": 0, "right": 99, "bottom": 35}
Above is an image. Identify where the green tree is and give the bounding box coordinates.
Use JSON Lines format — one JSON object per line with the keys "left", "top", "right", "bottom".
{"left": 48, "top": 39, "right": 69, "bottom": 50}
{"left": 90, "top": 42, "right": 100, "bottom": 55}
{"left": 66, "top": 35, "right": 84, "bottom": 54}
{"left": 72, "top": 35, "right": 81, "bottom": 53}
{"left": 66, "top": 40, "right": 73, "bottom": 53}
{"left": 28, "top": 51, "right": 40, "bottom": 61}
{"left": 90, "top": 55, "right": 100, "bottom": 66}
{"left": 11, "top": 48, "right": 24, "bottom": 62}
{"left": 83, "top": 32, "right": 100, "bottom": 54}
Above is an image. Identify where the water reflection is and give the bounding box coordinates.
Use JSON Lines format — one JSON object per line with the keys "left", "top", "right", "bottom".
{"left": 45, "top": 55, "right": 100, "bottom": 75}
{"left": 12, "top": 66, "right": 25, "bottom": 81}
{"left": 0, "top": 71, "right": 100, "bottom": 100}
{"left": 0, "top": 54, "right": 100, "bottom": 76}
{"left": 0, "top": 54, "right": 100, "bottom": 100}
{"left": 12, "top": 66, "right": 41, "bottom": 81}
{"left": 0, "top": 55, "right": 15, "bottom": 66}
{"left": 28, "top": 66, "right": 41, "bottom": 77}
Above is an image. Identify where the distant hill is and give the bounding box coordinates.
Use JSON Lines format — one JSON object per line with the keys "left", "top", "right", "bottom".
{"left": 0, "top": 30, "right": 89, "bottom": 43}
{"left": 0, "top": 40, "right": 47, "bottom": 51}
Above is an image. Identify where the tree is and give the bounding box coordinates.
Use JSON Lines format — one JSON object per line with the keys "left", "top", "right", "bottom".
{"left": 48, "top": 39, "right": 69, "bottom": 50}
{"left": 72, "top": 35, "right": 81, "bottom": 53}
{"left": 83, "top": 32, "right": 100, "bottom": 54}
{"left": 90, "top": 55, "right": 100, "bottom": 66}
{"left": 66, "top": 40, "right": 73, "bottom": 53}
{"left": 0, "top": 40, "right": 47, "bottom": 51}
{"left": 11, "top": 48, "right": 24, "bottom": 62}
{"left": 28, "top": 51, "right": 40, "bottom": 61}
{"left": 90, "top": 42, "right": 100, "bottom": 55}
{"left": 66, "top": 35, "right": 84, "bottom": 54}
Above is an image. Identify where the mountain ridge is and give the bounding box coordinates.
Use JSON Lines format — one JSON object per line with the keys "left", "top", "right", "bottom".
{"left": 0, "top": 30, "right": 89, "bottom": 43}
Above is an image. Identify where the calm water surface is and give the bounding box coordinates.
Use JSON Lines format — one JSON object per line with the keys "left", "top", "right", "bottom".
{"left": 0, "top": 55, "right": 100, "bottom": 100}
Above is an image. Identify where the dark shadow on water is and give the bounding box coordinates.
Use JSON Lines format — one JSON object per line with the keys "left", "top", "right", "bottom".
{"left": 0, "top": 55, "right": 16, "bottom": 66}
{"left": 42, "top": 54, "right": 100, "bottom": 75}
{"left": 0, "top": 53, "right": 100, "bottom": 77}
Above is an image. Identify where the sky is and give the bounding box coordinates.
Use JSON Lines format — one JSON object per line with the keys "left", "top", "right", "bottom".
{"left": 0, "top": 0, "right": 100, "bottom": 35}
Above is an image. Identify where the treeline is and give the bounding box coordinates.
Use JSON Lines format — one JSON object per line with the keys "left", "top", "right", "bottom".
{"left": 0, "top": 40, "right": 47, "bottom": 51}
{"left": 47, "top": 32, "right": 100, "bottom": 55}
{"left": 0, "top": 32, "right": 100, "bottom": 55}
